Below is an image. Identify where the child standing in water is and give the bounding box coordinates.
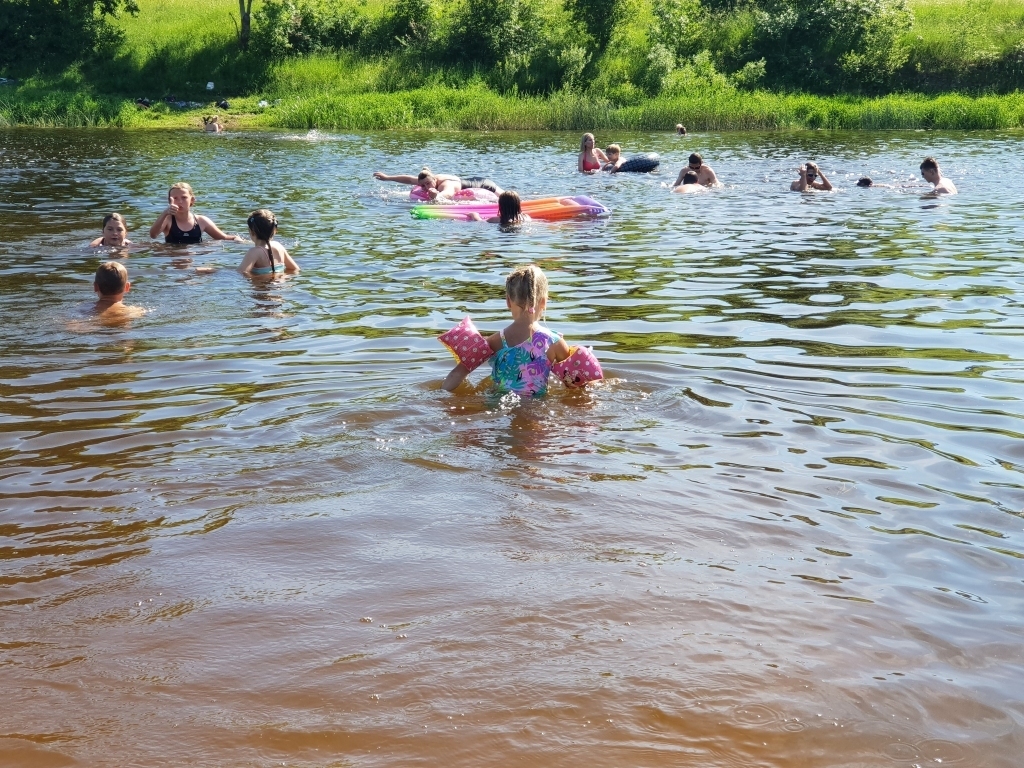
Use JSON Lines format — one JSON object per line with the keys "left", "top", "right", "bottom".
{"left": 149, "top": 182, "right": 242, "bottom": 244}
{"left": 90, "top": 213, "right": 131, "bottom": 247}
{"left": 237, "top": 209, "right": 300, "bottom": 276}
{"left": 93, "top": 261, "right": 145, "bottom": 320}
{"left": 443, "top": 264, "right": 572, "bottom": 395}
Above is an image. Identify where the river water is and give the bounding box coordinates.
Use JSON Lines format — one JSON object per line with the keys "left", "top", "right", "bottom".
{"left": 1, "top": 128, "right": 1023, "bottom": 767}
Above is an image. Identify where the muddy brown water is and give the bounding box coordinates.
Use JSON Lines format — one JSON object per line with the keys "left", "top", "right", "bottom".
{"left": 1, "top": 128, "right": 1022, "bottom": 766}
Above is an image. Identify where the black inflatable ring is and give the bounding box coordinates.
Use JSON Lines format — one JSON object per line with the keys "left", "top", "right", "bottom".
{"left": 615, "top": 152, "right": 660, "bottom": 173}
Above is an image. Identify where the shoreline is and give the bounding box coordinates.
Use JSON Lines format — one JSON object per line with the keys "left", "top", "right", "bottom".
{"left": 3, "top": 88, "right": 1024, "bottom": 131}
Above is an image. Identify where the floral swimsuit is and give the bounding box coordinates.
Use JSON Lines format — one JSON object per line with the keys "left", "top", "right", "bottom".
{"left": 491, "top": 326, "right": 560, "bottom": 397}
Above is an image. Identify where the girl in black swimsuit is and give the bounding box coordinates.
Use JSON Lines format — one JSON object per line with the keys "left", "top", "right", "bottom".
{"left": 148, "top": 182, "right": 242, "bottom": 244}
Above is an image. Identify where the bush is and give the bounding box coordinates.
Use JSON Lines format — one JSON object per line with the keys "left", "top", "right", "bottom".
{"left": 749, "top": 0, "right": 913, "bottom": 92}
{"left": 0, "top": 0, "right": 139, "bottom": 75}
{"left": 252, "top": 0, "right": 366, "bottom": 60}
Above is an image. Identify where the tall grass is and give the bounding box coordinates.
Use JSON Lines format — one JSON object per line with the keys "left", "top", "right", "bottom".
{"left": 270, "top": 88, "right": 1024, "bottom": 131}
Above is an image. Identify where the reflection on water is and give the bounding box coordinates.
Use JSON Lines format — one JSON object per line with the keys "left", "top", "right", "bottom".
{"left": 1, "top": 128, "right": 1023, "bottom": 767}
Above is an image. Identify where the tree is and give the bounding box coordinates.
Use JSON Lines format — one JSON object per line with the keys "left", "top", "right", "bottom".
{"left": 0, "top": 0, "right": 139, "bottom": 74}
{"left": 235, "top": 0, "right": 255, "bottom": 51}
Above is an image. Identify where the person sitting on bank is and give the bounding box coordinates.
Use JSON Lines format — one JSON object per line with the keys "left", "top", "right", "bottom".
{"left": 919, "top": 157, "right": 957, "bottom": 196}
{"left": 672, "top": 171, "right": 708, "bottom": 194}
{"left": 791, "top": 162, "right": 833, "bottom": 192}
{"left": 673, "top": 153, "right": 719, "bottom": 187}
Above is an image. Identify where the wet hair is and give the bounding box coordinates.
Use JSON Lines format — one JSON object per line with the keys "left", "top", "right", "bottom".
{"left": 676, "top": 124, "right": 687, "bottom": 135}
{"left": 682, "top": 171, "right": 699, "bottom": 185}
{"left": 580, "top": 133, "right": 596, "bottom": 153}
{"left": 247, "top": 209, "right": 279, "bottom": 271}
{"left": 498, "top": 191, "right": 523, "bottom": 226}
{"left": 417, "top": 168, "right": 436, "bottom": 186}
{"left": 606, "top": 143, "right": 621, "bottom": 157}
{"left": 505, "top": 264, "right": 549, "bottom": 316}
{"left": 688, "top": 153, "right": 702, "bottom": 167}
{"left": 920, "top": 156, "right": 939, "bottom": 172}
{"left": 857, "top": 177, "right": 873, "bottom": 187}
{"left": 168, "top": 182, "right": 196, "bottom": 203}
{"left": 94, "top": 261, "right": 128, "bottom": 296}
{"left": 102, "top": 212, "right": 127, "bottom": 230}
{"left": 805, "top": 162, "right": 819, "bottom": 175}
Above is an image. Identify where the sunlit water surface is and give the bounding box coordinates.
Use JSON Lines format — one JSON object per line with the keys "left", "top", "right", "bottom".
{"left": 2, "top": 128, "right": 1023, "bottom": 767}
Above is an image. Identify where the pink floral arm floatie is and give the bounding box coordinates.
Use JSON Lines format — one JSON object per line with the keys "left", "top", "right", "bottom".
{"left": 438, "top": 316, "right": 494, "bottom": 372}
{"left": 551, "top": 345, "right": 603, "bottom": 388}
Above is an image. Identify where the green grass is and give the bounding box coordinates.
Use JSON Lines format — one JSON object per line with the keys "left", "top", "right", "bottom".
{"left": 3, "top": 0, "right": 1024, "bottom": 128}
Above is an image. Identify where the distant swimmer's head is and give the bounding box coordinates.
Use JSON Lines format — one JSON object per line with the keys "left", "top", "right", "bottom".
{"left": 580, "top": 133, "right": 596, "bottom": 152}
{"left": 168, "top": 182, "right": 196, "bottom": 211}
{"left": 416, "top": 169, "right": 437, "bottom": 190}
{"left": 688, "top": 153, "right": 703, "bottom": 170}
{"left": 857, "top": 177, "right": 873, "bottom": 187}
{"left": 247, "top": 209, "right": 278, "bottom": 242}
{"left": 498, "top": 191, "right": 523, "bottom": 226}
{"left": 606, "top": 144, "right": 621, "bottom": 160}
{"left": 94, "top": 260, "right": 129, "bottom": 298}
{"left": 804, "top": 162, "right": 819, "bottom": 180}
{"left": 682, "top": 171, "right": 699, "bottom": 185}
{"left": 676, "top": 124, "right": 687, "bottom": 135}
{"left": 506, "top": 263, "right": 549, "bottom": 317}
{"left": 919, "top": 156, "right": 940, "bottom": 182}
{"left": 101, "top": 213, "right": 128, "bottom": 246}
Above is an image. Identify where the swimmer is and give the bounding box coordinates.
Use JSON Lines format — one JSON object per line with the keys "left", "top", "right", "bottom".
{"left": 920, "top": 157, "right": 957, "bottom": 196}
{"left": 149, "top": 182, "right": 243, "bottom": 244}
{"left": 93, "top": 261, "right": 144, "bottom": 321}
{"left": 603, "top": 144, "right": 625, "bottom": 172}
{"left": 373, "top": 168, "right": 503, "bottom": 200}
{"left": 856, "top": 177, "right": 893, "bottom": 189}
{"left": 675, "top": 124, "right": 687, "bottom": 135}
{"left": 578, "top": 133, "right": 608, "bottom": 173}
{"left": 90, "top": 213, "right": 132, "bottom": 247}
{"left": 791, "top": 162, "right": 833, "bottom": 192}
{"left": 672, "top": 170, "right": 708, "bottom": 194}
{"left": 442, "top": 264, "right": 573, "bottom": 396}
{"left": 673, "top": 153, "right": 719, "bottom": 187}
{"left": 237, "top": 209, "right": 300, "bottom": 276}
{"left": 466, "top": 191, "right": 532, "bottom": 226}
{"left": 203, "top": 115, "right": 223, "bottom": 132}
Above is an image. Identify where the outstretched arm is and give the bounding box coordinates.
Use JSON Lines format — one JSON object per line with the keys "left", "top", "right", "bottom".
{"left": 198, "top": 215, "right": 244, "bottom": 241}
{"left": 673, "top": 168, "right": 686, "bottom": 187}
{"left": 373, "top": 172, "right": 419, "bottom": 185}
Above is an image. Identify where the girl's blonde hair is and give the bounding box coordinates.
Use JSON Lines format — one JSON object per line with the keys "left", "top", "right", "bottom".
{"left": 506, "top": 264, "right": 548, "bottom": 315}
{"left": 169, "top": 182, "right": 195, "bottom": 203}
{"left": 579, "top": 133, "right": 595, "bottom": 153}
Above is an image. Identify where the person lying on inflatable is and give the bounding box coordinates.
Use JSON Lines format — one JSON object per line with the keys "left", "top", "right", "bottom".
{"left": 439, "top": 264, "right": 603, "bottom": 395}
{"left": 603, "top": 144, "right": 625, "bottom": 172}
{"left": 373, "top": 168, "right": 504, "bottom": 201}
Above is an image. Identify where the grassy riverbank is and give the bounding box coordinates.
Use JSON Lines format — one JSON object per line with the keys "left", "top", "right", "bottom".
{"left": 2, "top": 0, "right": 1023, "bottom": 130}
{"left": 5, "top": 83, "right": 1024, "bottom": 131}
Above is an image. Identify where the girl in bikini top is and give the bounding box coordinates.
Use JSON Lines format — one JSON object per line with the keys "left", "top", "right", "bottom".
{"left": 237, "top": 209, "right": 300, "bottom": 276}
{"left": 578, "top": 132, "right": 608, "bottom": 173}
{"left": 148, "top": 182, "right": 243, "bottom": 244}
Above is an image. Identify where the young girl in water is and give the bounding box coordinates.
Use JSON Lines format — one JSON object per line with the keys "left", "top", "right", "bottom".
{"left": 578, "top": 133, "right": 608, "bottom": 173}
{"left": 466, "top": 191, "right": 531, "bottom": 226}
{"left": 90, "top": 213, "right": 131, "bottom": 247}
{"left": 237, "top": 209, "right": 300, "bottom": 276}
{"left": 148, "top": 182, "right": 242, "bottom": 244}
{"left": 442, "top": 264, "right": 573, "bottom": 395}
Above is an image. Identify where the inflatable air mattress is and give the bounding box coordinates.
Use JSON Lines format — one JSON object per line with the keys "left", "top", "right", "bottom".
{"left": 614, "top": 153, "right": 660, "bottom": 173}
{"left": 410, "top": 195, "right": 610, "bottom": 222}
